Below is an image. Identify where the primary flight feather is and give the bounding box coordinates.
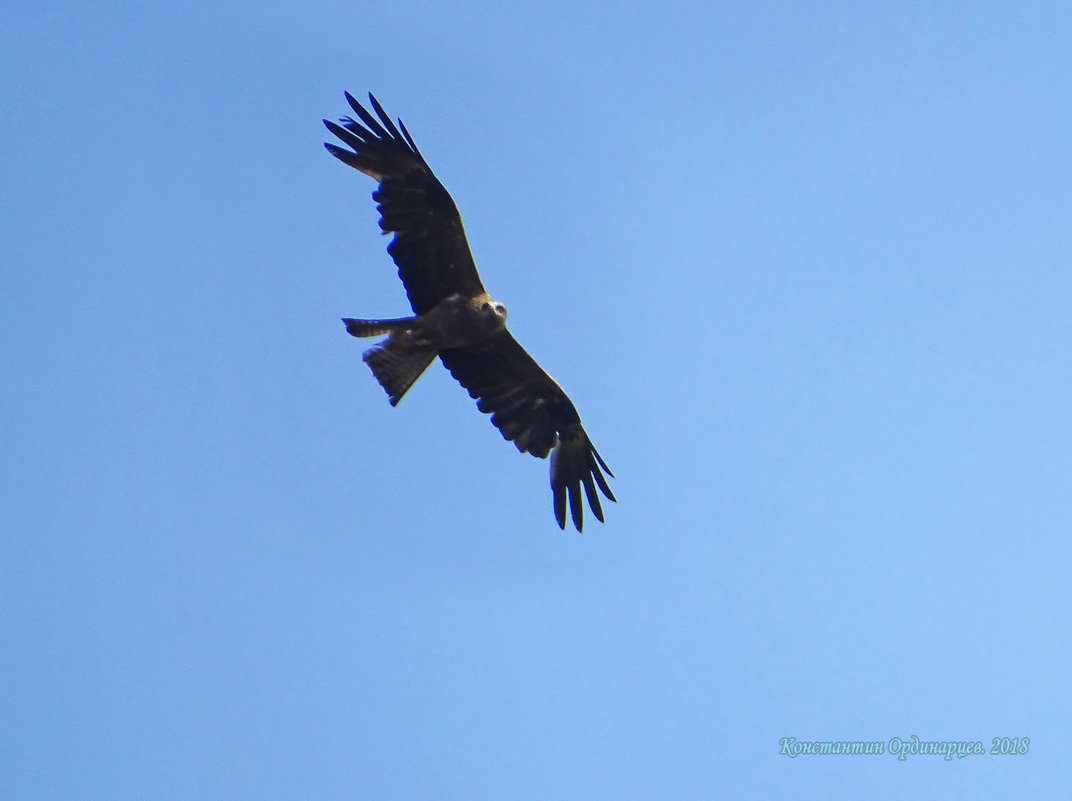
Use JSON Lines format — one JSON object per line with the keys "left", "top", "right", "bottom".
{"left": 325, "top": 92, "right": 615, "bottom": 531}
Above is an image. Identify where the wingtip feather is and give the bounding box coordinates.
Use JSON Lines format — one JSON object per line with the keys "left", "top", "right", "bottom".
{"left": 554, "top": 487, "right": 567, "bottom": 530}
{"left": 569, "top": 482, "right": 584, "bottom": 532}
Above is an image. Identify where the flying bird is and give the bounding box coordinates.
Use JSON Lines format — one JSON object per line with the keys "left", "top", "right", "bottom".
{"left": 324, "top": 92, "right": 615, "bottom": 531}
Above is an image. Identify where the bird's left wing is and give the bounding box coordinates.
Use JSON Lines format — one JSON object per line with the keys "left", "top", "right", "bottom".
{"left": 323, "top": 92, "right": 485, "bottom": 315}
{"left": 439, "top": 332, "right": 615, "bottom": 531}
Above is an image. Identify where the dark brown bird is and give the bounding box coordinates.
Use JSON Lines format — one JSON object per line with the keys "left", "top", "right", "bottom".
{"left": 325, "top": 93, "right": 615, "bottom": 531}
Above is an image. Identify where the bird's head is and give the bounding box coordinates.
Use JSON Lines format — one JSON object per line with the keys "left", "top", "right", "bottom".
{"left": 481, "top": 299, "right": 508, "bottom": 324}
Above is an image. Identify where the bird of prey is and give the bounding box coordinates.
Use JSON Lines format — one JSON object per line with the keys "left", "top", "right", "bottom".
{"left": 324, "top": 92, "right": 615, "bottom": 531}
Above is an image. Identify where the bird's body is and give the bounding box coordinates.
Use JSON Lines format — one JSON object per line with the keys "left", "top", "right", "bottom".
{"left": 343, "top": 291, "right": 507, "bottom": 406}
{"left": 325, "top": 92, "right": 614, "bottom": 531}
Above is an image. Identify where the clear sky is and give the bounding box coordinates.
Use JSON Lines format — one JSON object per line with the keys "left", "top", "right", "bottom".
{"left": 3, "top": 2, "right": 1070, "bottom": 798}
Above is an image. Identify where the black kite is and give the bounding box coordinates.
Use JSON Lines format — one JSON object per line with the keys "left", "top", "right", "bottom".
{"left": 325, "top": 93, "right": 615, "bottom": 531}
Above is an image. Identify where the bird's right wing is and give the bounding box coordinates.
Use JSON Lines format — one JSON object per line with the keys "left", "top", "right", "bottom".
{"left": 439, "top": 330, "right": 615, "bottom": 531}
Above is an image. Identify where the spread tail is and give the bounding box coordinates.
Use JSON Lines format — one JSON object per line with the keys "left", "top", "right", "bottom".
{"left": 363, "top": 341, "right": 437, "bottom": 406}
{"left": 342, "top": 317, "right": 436, "bottom": 405}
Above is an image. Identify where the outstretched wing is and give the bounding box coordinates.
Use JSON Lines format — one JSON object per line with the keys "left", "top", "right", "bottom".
{"left": 324, "top": 92, "right": 485, "bottom": 315}
{"left": 439, "top": 332, "right": 615, "bottom": 531}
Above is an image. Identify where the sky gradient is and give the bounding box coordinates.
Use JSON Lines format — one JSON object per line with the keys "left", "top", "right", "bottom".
{"left": 3, "top": 2, "right": 1070, "bottom": 798}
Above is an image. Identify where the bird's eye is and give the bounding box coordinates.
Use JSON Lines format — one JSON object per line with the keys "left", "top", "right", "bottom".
{"left": 495, "top": 304, "right": 506, "bottom": 315}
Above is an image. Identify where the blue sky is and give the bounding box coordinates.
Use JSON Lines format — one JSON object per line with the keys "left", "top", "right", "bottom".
{"left": 3, "top": 1, "right": 1070, "bottom": 798}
